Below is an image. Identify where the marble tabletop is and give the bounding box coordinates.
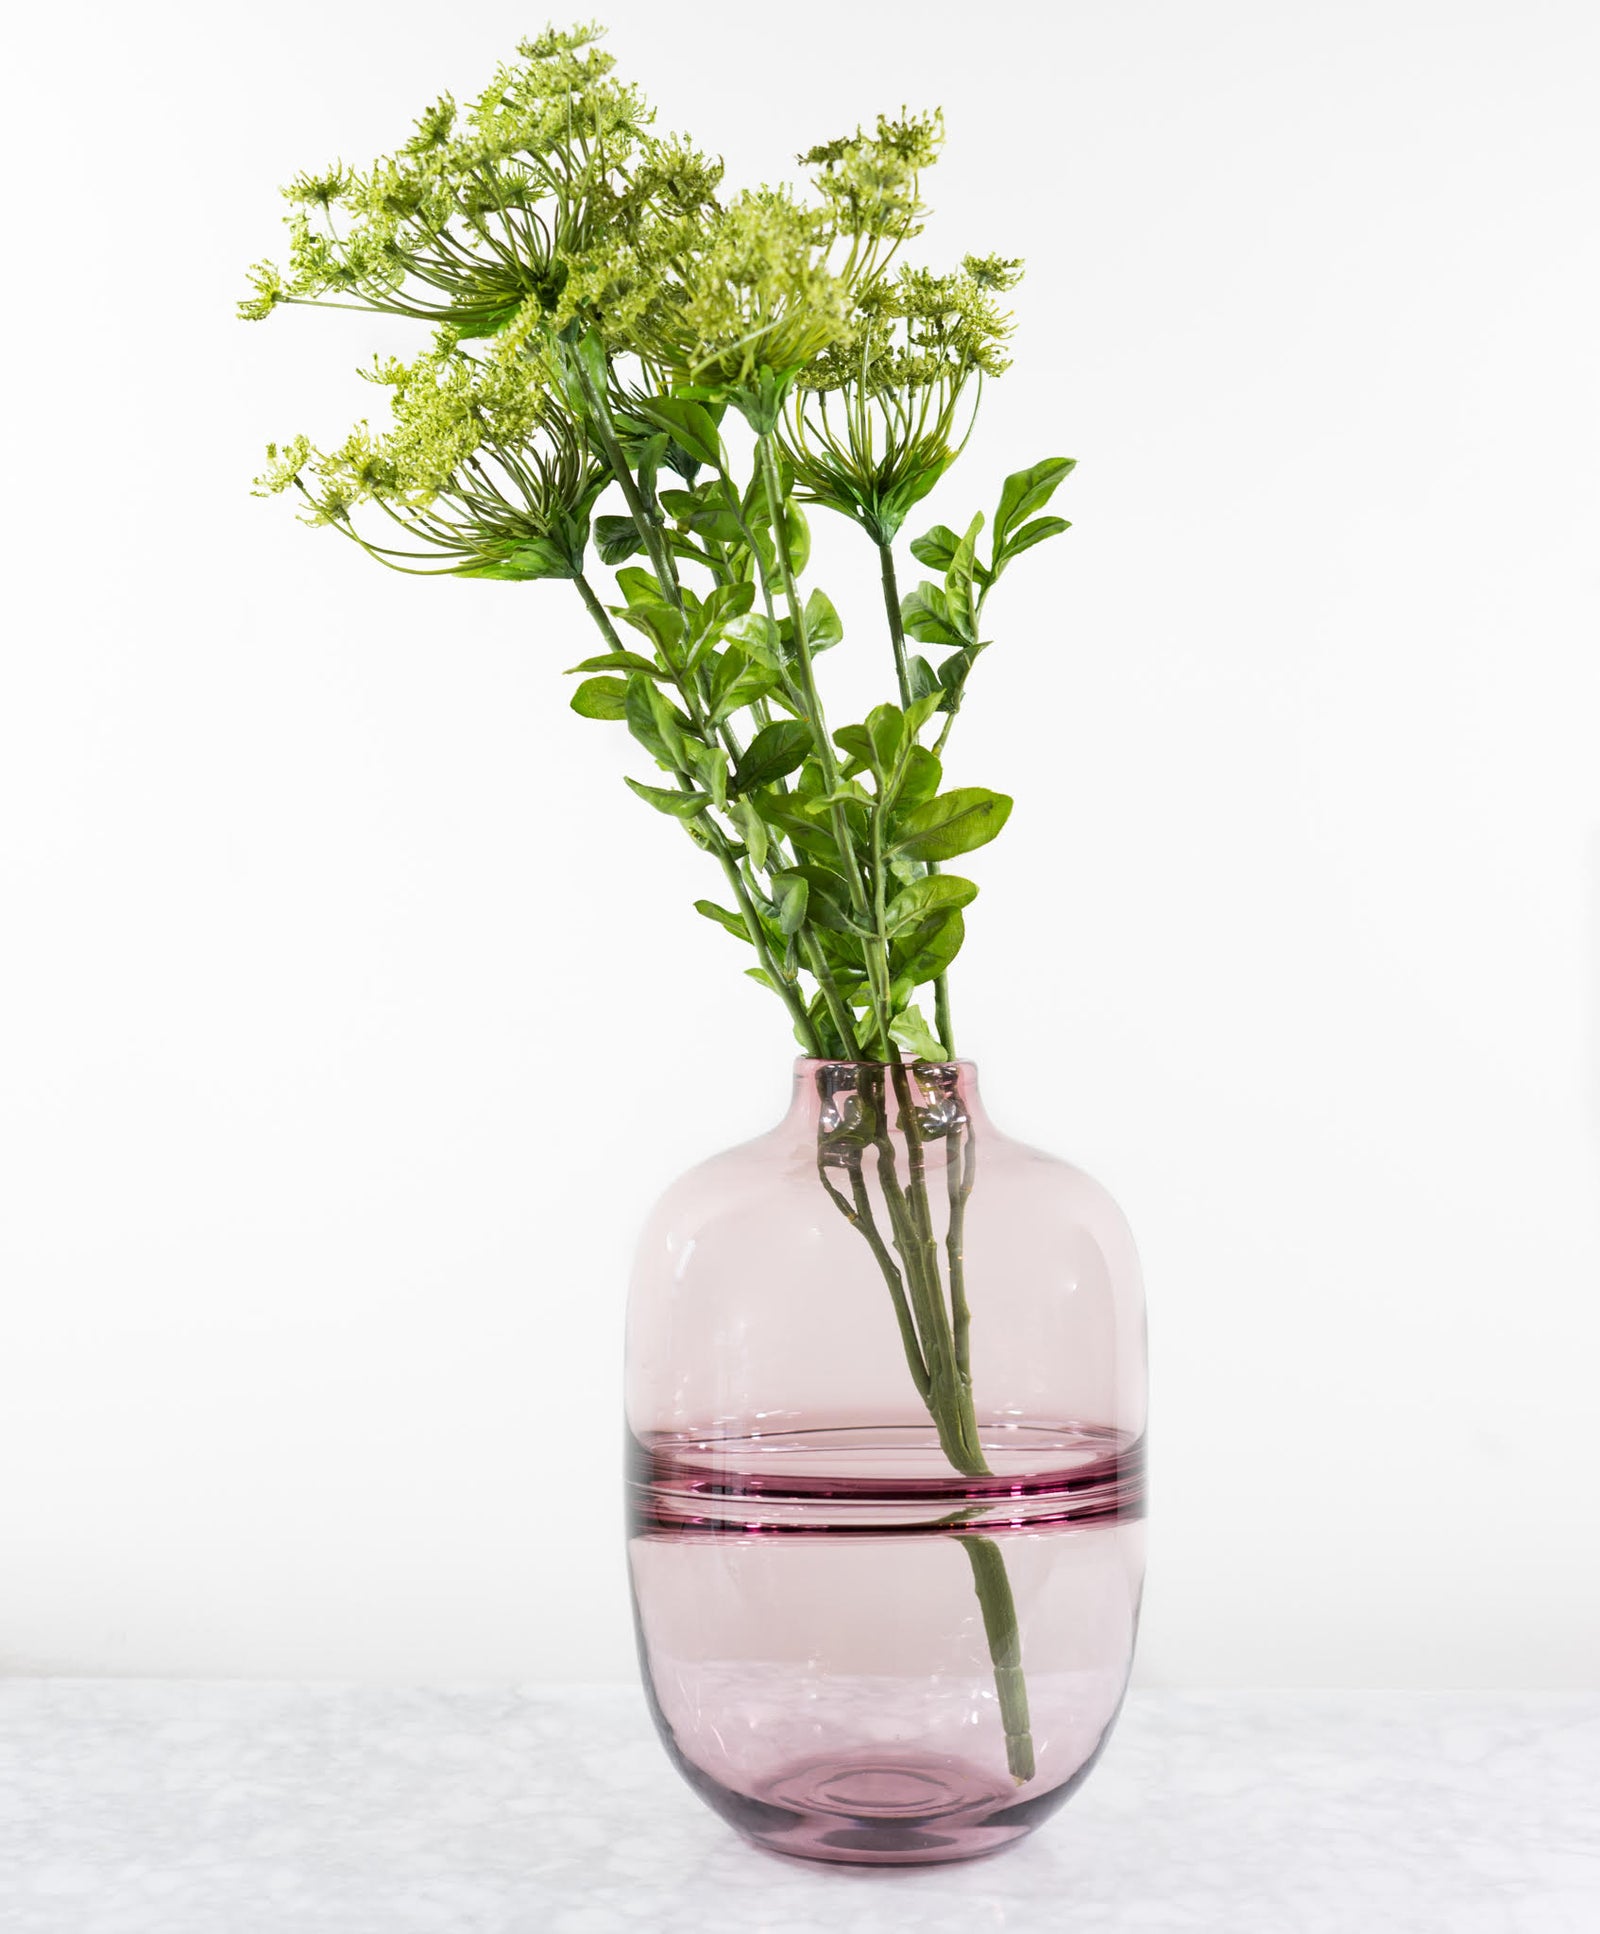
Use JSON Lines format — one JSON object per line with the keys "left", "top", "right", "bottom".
{"left": 1, "top": 1683, "right": 1595, "bottom": 1933}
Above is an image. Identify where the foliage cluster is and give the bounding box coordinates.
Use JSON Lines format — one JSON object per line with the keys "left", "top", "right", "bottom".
{"left": 244, "top": 21, "right": 1074, "bottom": 1064}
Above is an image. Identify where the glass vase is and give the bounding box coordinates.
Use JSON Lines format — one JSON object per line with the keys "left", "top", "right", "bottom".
{"left": 625, "top": 1058, "right": 1146, "bottom": 1866}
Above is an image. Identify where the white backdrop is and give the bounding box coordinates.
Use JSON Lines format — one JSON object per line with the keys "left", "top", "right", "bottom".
{"left": 3, "top": 0, "right": 1596, "bottom": 1687}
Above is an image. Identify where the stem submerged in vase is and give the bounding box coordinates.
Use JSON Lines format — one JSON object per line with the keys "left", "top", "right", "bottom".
{"left": 816, "top": 1059, "right": 1036, "bottom": 1783}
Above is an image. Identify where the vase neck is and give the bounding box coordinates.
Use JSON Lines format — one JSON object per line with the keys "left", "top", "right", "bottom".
{"left": 782, "top": 1059, "right": 991, "bottom": 1138}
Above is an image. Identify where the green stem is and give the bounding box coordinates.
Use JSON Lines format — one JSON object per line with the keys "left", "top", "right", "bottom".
{"left": 576, "top": 371, "right": 752, "bottom": 777}
{"left": 574, "top": 571, "right": 624, "bottom": 649}
{"left": 569, "top": 579, "right": 820, "bottom": 1056}
{"left": 574, "top": 358, "right": 684, "bottom": 613}
{"left": 947, "top": 1110, "right": 978, "bottom": 1390}
{"left": 593, "top": 397, "right": 1023, "bottom": 1788}
{"left": 714, "top": 464, "right": 780, "bottom": 630}
{"left": 868, "top": 798, "right": 896, "bottom": 1051}
{"left": 864, "top": 1072, "right": 975, "bottom": 1475}
{"left": 960, "top": 1534, "right": 1036, "bottom": 1784}
{"left": 710, "top": 835, "right": 820, "bottom": 1053}
{"left": 816, "top": 1151, "right": 931, "bottom": 1402}
{"left": 799, "top": 930, "right": 862, "bottom": 1059}
{"left": 876, "top": 539, "right": 956, "bottom": 1054}
{"left": 817, "top": 1064, "right": 1034, "bottom": 1784}
{"left": 877, "top": 538, "right": 913, "bottom": 709}
{"left": 934, "top": 976, "right": 957, "bottom": 1059}
{"left": 756, "top": 437, "right": 895, "bottom": 1059}
{"left": 889, "top": 1060, "right": 989, "bottom": 1475}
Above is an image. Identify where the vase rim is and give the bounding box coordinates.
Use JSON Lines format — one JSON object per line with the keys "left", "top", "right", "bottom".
{"left": 792, "top": 1056, "right": 979, "bottom": 1072}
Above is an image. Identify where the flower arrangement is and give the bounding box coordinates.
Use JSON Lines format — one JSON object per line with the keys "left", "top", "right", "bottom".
{"left": 244, "top": 20, "right": 1081, "bottom": 1789}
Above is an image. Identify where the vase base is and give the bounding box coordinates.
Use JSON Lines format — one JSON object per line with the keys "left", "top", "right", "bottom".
{"left": 739, "top": 1751, "right": 1033, "bottom": 1866}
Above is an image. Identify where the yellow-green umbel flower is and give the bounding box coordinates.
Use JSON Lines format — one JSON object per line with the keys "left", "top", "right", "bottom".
{"left": 800, "top": 109, "right": 944, "bottom": 249}
{"left": 768, "top": 111, "right": 1022, "bottom": 546}
{"left": 238, "top": 23, "right": 661, "bottom": 339}
{"left": 647, "top": 188, "right": 854, "bottom": 393}
{"left": 784, "top": 253, "right": 1024, "bottom": 547}
{"left": 615, "top": 113, "right": 949, "bottom": 433}
{"left": 254, "top": 326, "right": 607, "bottom": 580}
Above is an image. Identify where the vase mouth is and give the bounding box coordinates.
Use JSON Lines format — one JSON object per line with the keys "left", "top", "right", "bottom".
{"left": 787, "top": 1057, "right": 988, "bottom": 1129}
{"left": 793, "top": 1056, "right": 979, "bottom": 1073}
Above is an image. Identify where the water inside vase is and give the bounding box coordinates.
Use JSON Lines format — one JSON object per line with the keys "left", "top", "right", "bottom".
{"left": 627, "top": 1422, "right": 1146, "bottom": 1865}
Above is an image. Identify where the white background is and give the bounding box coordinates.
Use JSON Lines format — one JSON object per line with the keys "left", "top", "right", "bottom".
{"left": 3, "top": 0, "right": 1596, "bottom": 1689}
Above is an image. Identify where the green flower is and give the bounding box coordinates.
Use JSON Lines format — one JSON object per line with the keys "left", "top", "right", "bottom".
{"left": 801, "top": 109, "right": 944, "bottom": 245}
{"left": 238, "top": 22, "right": 659, "bottom": 338}
{"left": 650, "top": 187, "right": 854, "bottom": 393}
{"left": 256, "top": 332, "right": 606, "bottom": 579}
{"left": 251, "top": 435, "right": 312, "bottom": 495}
{"left": 784, "top": 255, "right": 1024, "bottom": 543}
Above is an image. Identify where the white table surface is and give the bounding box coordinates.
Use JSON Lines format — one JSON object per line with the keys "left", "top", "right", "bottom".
{"left": 1, "top": 1684, "right": 1595, "bottom": 1933}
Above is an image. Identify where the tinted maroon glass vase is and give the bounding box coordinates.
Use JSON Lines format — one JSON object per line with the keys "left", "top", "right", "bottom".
{"left": 626, "top": 1058, "right": 1146, "bottom": 1866}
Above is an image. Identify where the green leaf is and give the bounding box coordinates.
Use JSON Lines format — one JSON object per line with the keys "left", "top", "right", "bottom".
{"left": 875, "top": 456, "right": 951, "bottom": 541}
{"left": 803, "top": 588, "right": 844, "bottom": 650}
{"left": 936, "top": 643, "right": 986, "bottom": 712}
{"left": 742, "top": 458, "right": 780, "bottom": 522}
{"left": 909, "top": 524, "right": 962, "bottom": 572}
{"left": 803, "top": 778, "right": 872, "bottom": 812}
{"left": 733, "top": 719, "right": 812, "bottom": 793}
{"left": 450, "top": 299, "right": 526, "bottom": 341}
{"left": 625, "top": 777, "right": 708, "bottom": 818}
{"left": 624, "top": 672, "right": 685, "bottom": 767}
{"left": 573, "top": 327, "right": 609, "bottom": 401}
{"left": 629, "top": 396, "right": 724, "bottom": 470}
{"left": 507, "top": 538, "right": 575, "bottom": 579}
{"left": 459, "top": 536, "right": 571, "bottom": 581}
{"left": 454, "top": 559, "right": 536, "bottom": 582}
{"left": 888, "top": 1003, "right": 949, "bottom": 1063}
{"left": 897, "top": 745, "right": 943, "bottom": 808}
{"left": 685, "top": 580, "right": 757, "bottom": 674}
{"left": 683, "top": 737, "right": 729, "bottom": 809}
{"left": 702, "top": 580, "right": 756, "bottom": 629}
{"left": 660, "top": 442, "right": 706, "bottom": 487}
{"left": 614, "top": 566, "right": 669, "bottom": 607}
{"left": 775, "top": 863, "right": 856, "bottom": 933}
{"left": 722, "top": 610, "right": 784, "bottom": 670}
{"left": 890, "top": 788, "right": 1013, "bottom": 862}
{"left": 660, "top": 486, "right": 744, "bottom": 545}
{"left": 594, "top": 515, "right": 644, "bottom": 565}
{"left": 903, "top": 692, "right": 942, "bottom": 740}
{"left": 757, "top": 798, "right": 835, "bottom": 865}
{"left": 569, "top": 676, "right": 629, "bottom": 721}
{"left": 615, "top": 601, "right": 685, "bottom": 660}
{"left": 565, "top": 650, "right": 661, "bottom": 676}
{"left": 997, "top": 514, "right": 1071, "bottom": 564}
{"left": 946, "top": 513, "right": 985, "bottom": 638}
{"left": 782, "top": 499, "right": 810, "bottom": 576}
{"left": 695, "top": 899, "right": 751, "bottom": 942}
{"left": 729, "top": 796, "right": 769, "bottom": 871}
{"left": 900, "top": 582, "right": 968, "bottom": 648}
{"left": 722, "top": 363, "right": 800, "bottom": 436}
{"left": 776, "top": 876, "right": 809, "bottom": 934}
{"left": 832, "top": 722, "right": 874, "bottom": 772}
{"left": 884, "top": 874, "right": 978, "bottom": 934}
{"left": 995, "top": 459, "right": 1076, "bottom": 549}
{"left": 708, "top": 645, "right": 780, "bottom": 721}
{"left": 626, "top": 432, "right": 670, "bottom": 501}
{"left": 890, "top": 908, "right": 966, "bottom": 990}
{"left": 907, "top": 655, "right": 941, "bottom": 703}
{"left": 866, "top": 703, "right": 905, "bottom": 773}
